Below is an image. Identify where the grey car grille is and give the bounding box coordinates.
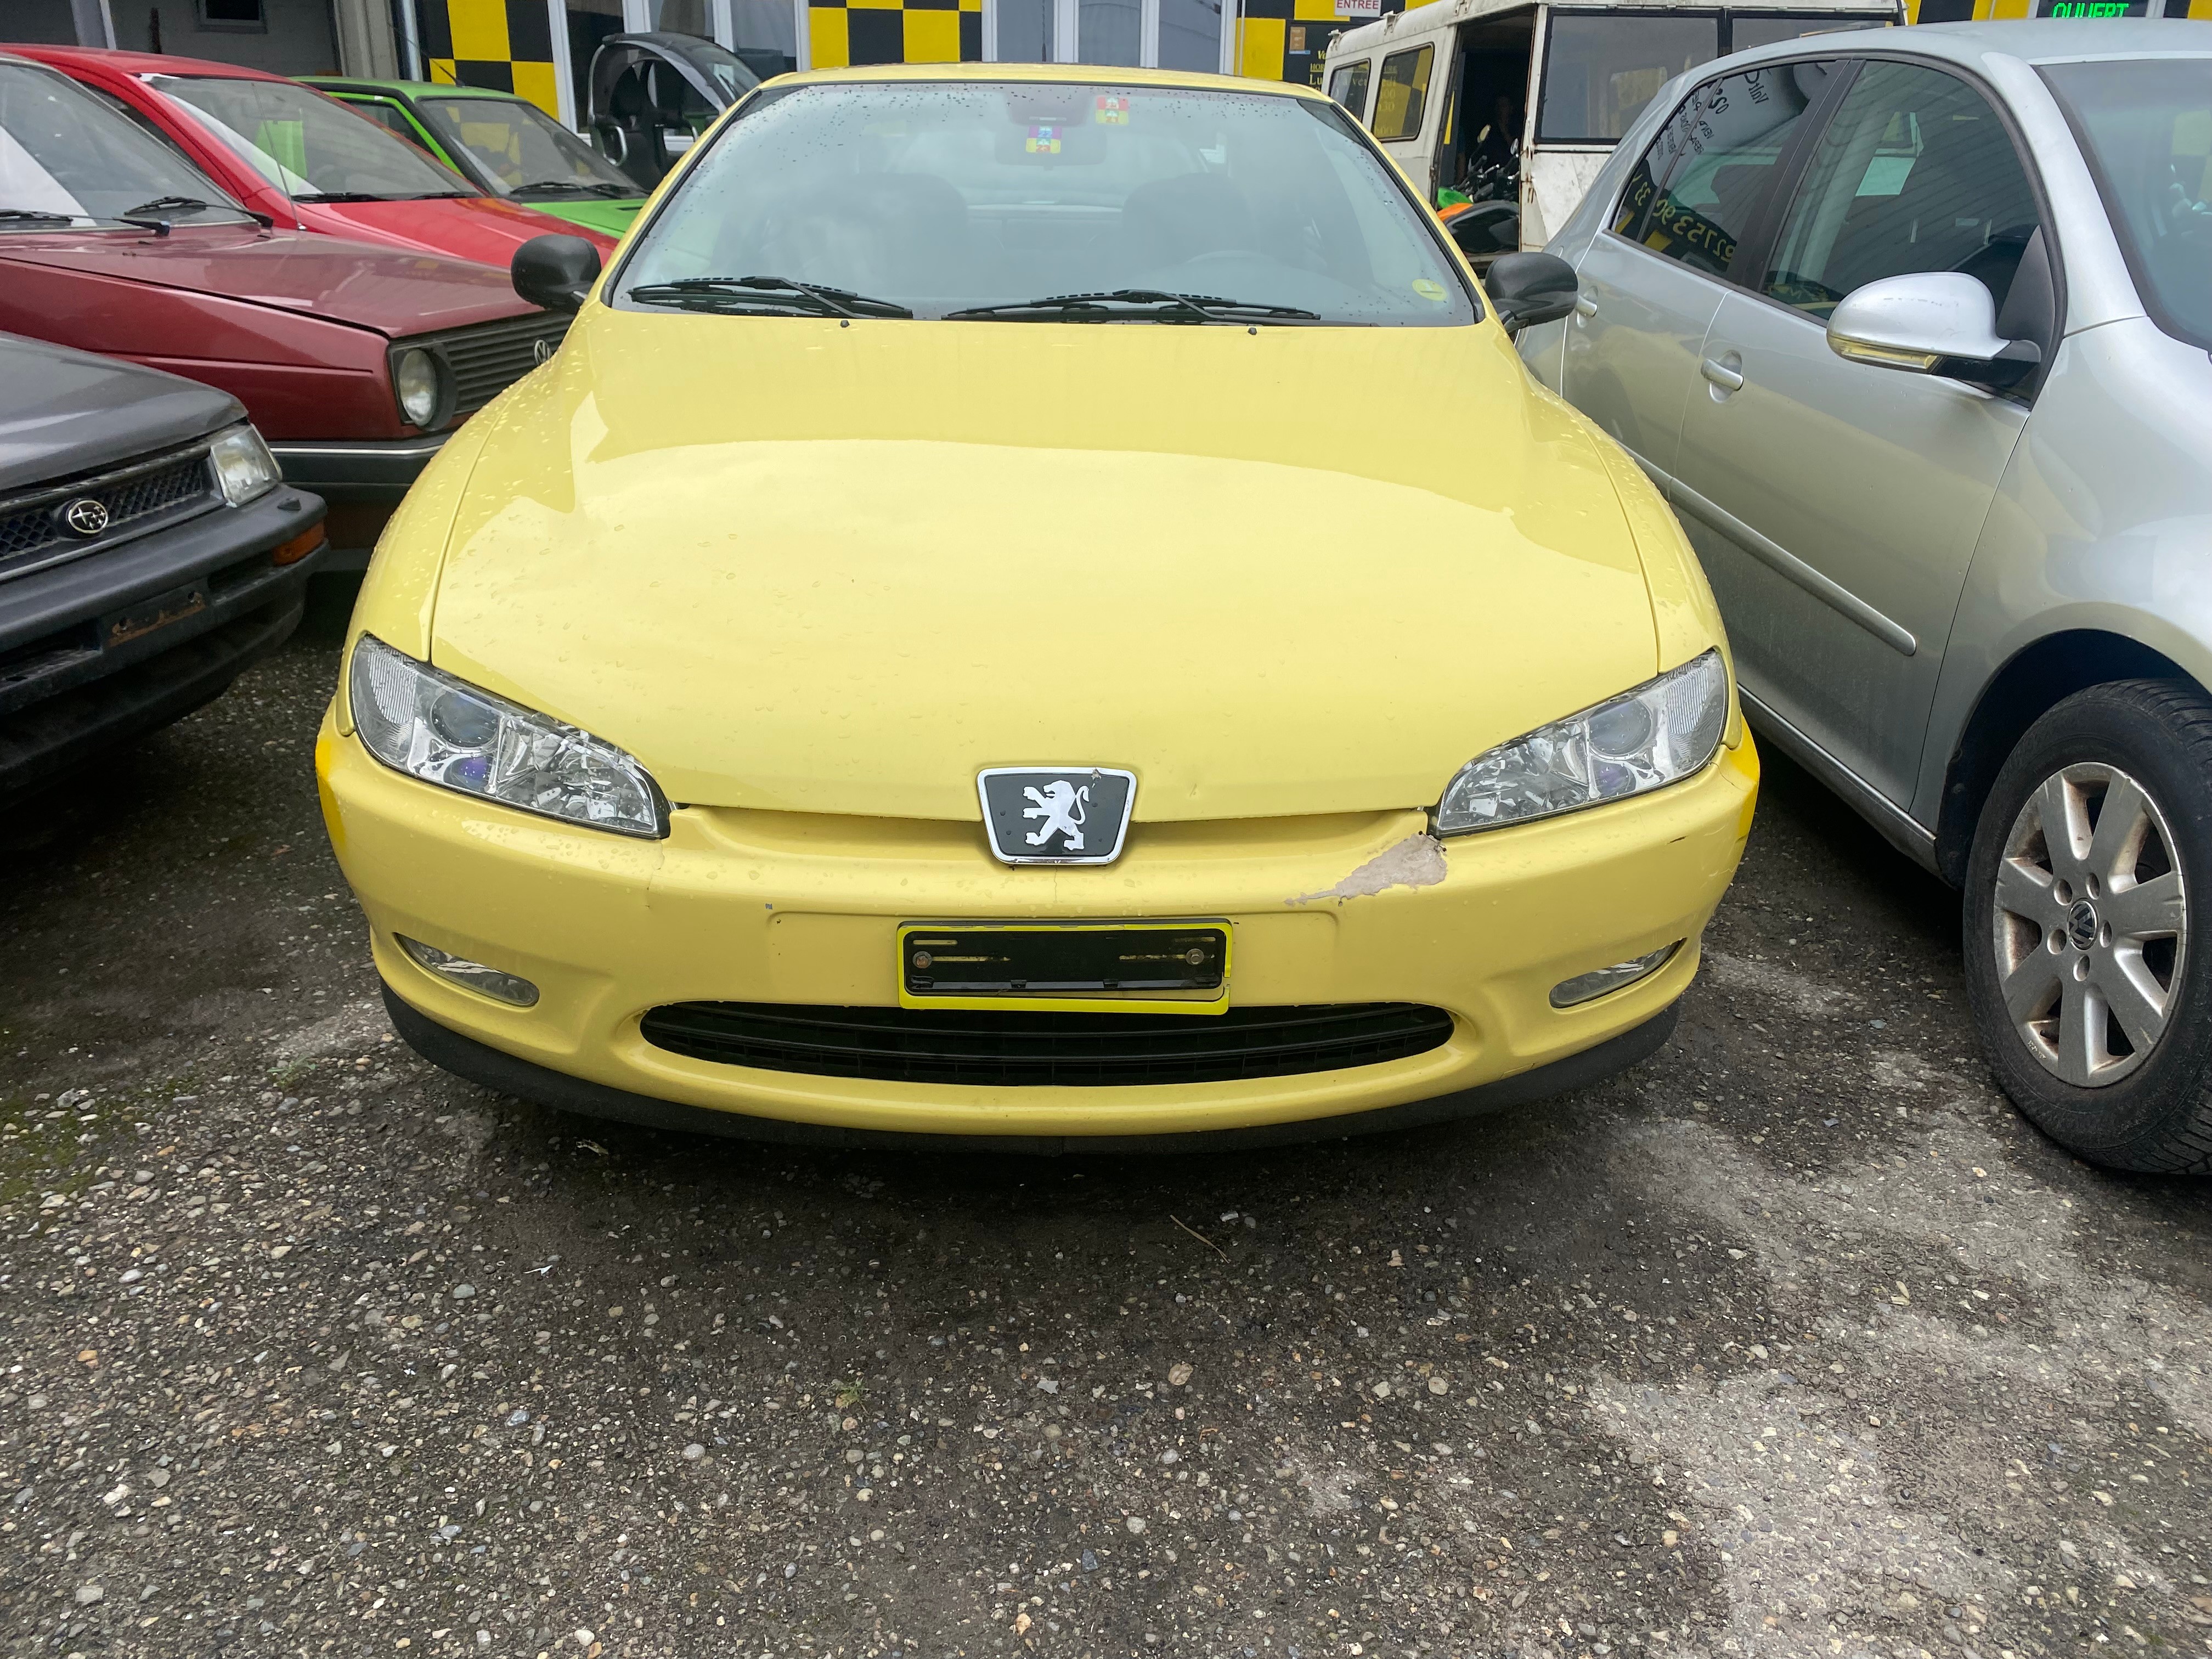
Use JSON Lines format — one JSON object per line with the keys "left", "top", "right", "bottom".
{"left": 0, "top": 443, "right": 218, "bottom": 583}
{"left": 407, "top": 313, "right": 572, "bottom": 417}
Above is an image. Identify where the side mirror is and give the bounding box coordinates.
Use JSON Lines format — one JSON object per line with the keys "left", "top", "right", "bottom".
{"left": 1484, "top": 251, "right": 1579, "bottom": 336}
{"left": 1827, "top": 272, "right": 2039, "bottom": 392}
{"left": 513, "top": 234, "right": 603, "bottom": 314}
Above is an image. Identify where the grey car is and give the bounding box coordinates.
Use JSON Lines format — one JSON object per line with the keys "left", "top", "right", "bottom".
{"left": 1512, "top": 20, "right": 2212, "bottom": 1171}
{"left": 1, "top": 332, "right": 326, "bottom": 802}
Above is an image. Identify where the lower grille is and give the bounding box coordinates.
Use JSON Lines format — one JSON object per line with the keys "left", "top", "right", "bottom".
{"left": 639, "top": 1001, "right": 1455, "bottom": 1087}
{"left": 0, "top": 445, "right": 215, "bottom": 580}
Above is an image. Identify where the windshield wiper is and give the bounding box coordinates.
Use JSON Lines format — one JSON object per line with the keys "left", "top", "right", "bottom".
{"left": 0, "top": 208, "right": 74, "bottom": 224}
{"left": 513, "top": 179, "right": 632, "bottom": 198}
{"left": 125, "top": 194, "right": 218, "bottom": 218}
{"left": 626, "top": 275, "right": 913, "bottom": 319}
{"left": 945, "top": 289, "right": 1322, "bottom": 324}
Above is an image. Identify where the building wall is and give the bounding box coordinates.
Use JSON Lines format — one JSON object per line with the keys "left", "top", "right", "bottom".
{"left": 10, "top": 0, "right": 83, "bottom": 44}
{"left": 106, "top": 0, "right": 344, "bottom": 73}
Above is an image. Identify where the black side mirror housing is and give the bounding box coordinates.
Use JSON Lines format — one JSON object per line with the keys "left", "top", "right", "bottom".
{"left": 514, "top": 234, "right": 604, "bottom": 314}
{"left": 1484, "top": 251, "right": 1579, "bottom": 336}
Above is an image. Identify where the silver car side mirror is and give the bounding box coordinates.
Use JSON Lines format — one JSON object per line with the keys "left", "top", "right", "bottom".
{"left": 1827, "top": 272, "right": 2039, "bottom": 391}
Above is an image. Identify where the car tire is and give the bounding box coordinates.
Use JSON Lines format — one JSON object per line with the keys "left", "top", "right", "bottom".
{"left": 1962, "top": 679, "right": 2212, "bottom": 1172}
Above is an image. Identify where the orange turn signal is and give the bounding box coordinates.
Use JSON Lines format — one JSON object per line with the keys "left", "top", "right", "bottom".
{"left": 271, "top": 524, "right": 328, "bottom": 567}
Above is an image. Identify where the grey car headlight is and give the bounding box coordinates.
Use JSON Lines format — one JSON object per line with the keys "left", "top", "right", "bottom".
{"left": 393, "top": 346, "right": 443, "bottom": 428}
{"left": 349, "top": 633, "right": 667, "bottom": 838}
{"left": 1435, "top": 650, "right": 1728, "bottom": 836}
{"left": 207, "top": 424, "right": 280, "bottom": 506}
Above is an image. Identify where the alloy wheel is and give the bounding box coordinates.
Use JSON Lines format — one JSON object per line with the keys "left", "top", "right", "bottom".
{"left": 1990, "top": 762, "right": 2187, "bottom": 1087}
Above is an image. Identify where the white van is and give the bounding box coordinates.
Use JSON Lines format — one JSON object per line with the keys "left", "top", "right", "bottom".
{"left": 1321, "top": 0, "right": 1900, "bottom": 258}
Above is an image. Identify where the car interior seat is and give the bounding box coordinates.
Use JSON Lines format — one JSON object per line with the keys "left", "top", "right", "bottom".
{"left": 596, "top": 67, "right": 669, "bottom": 188}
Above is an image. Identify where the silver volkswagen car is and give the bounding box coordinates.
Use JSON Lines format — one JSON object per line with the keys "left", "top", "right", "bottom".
{"left": 1508, "top": 21, "right": 2212, "bottom": 1171}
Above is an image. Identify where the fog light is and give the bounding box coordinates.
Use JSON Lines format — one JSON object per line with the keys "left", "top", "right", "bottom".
{"left": 1549, "top": 942, "right": 1680, "bottom": 1009}
{"left": 397, "top": 934, "right": 539, "bottom": 1007}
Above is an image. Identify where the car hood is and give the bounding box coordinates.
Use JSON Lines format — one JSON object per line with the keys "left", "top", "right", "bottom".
{"left": 300, "top": 196, "right": 617, "bottom": 263}
{"left": 429, "top": 312, "right": 1662, "bottom": 822}
{"left": 0, "top": 329, "right": 240, "bottom": 490}
{"left": 0, "top": 224, "right": 532, "bottom": 337}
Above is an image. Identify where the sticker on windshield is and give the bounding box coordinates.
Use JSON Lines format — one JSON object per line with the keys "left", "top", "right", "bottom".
{"left": 1412, "top": 278, "right": 1447, "bottom": 302}
{"left": 1026, "top": 125, "right": 1063, "bottom": 154}
{"left": 1094, "top": 95, "right": 1130, "bottom": 126}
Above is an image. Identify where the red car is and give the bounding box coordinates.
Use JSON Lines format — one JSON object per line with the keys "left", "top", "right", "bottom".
{"left": 0, "top": 53, "right": 571, "bottom": 564}
{"left": 4, "top": 45, "right": 617, "bottom": 269}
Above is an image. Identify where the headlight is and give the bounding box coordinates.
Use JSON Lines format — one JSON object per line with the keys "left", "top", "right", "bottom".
{"left": 348, "top": 633, "right": 667, "bottom": 838}
{"left": 1435, "top": 650, "right": 1728, "bottom": 836}
{"left": 393, "top": 347, "right": 444, "bottom": 428}
{"left": 207, "top": 424, "right": 280, "bottom": 506}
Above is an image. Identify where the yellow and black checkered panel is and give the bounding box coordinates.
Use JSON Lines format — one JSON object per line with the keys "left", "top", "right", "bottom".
{"left": 807, "top": 0, "right": 984, "bottom": 67}
{"left": 416, "top": 0, "right": 563, "bottom": 117}
{"left": 1235, "top": 0, "right": 1403, "bottom": 86}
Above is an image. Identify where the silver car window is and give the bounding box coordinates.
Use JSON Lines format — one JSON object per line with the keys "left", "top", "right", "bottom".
{"left": 1610, "top": 61, "right": 1831, "bottom": 278}
{"left": 1763, "top": 60, "right": 2039, "bottom": 319}
{"left": 2041, "top": 57, "right": 2212, "bottom": 354}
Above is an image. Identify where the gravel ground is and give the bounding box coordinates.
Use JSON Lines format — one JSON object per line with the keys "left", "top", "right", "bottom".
{"left": 3, "top": 588, "right": 2210, "bottom": 1659}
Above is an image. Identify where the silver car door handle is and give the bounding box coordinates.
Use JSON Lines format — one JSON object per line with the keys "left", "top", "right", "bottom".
{"left": 1701, "top": 357, "right": 1745, "bottom": 392}
{"left": 1574, "top": 295, "right": 1598, "bottom": 318}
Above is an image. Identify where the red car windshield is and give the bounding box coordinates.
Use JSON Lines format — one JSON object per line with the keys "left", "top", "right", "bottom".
{"left": 149, "top": 74, "right": 478, "bottom": 202}
{"left": 0, "top": 60, "right": 253, "bottom": 227}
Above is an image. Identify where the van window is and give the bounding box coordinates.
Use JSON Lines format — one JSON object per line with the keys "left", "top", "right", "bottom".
{"left": 1538, "top": 11, "right": 1720, "bottom": 144}
{"left": 1611, "top": 61, "right": 1832, "bottom": 276}
{"left": 1329, "top": 58, "right": 1373, "bottom": 121}
{"left": 1371, "top": 44, "right": 1435, "bottom": 142}
{"left": 1728, "top": 13, "right": 1887, "bottom": 51}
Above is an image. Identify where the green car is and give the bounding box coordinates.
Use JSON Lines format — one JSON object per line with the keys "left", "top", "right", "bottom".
{"left": 302, "top": 78, "right": 647, "bottom": 240}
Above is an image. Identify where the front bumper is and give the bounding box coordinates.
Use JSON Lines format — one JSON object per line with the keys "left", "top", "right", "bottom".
{"left": 1, "top": 487, "right": 326, "bottom": 797}
{"left": 268, "top": 435, "right": 447, "bottom": 505}
{"left": 318, "top": 710, "right": 1757, "bottom": 1142}
{"left": 269, "top": 435, "right": 448, "bottom": 568}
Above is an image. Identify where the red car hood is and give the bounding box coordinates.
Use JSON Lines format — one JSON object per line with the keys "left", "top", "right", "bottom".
{"left": 303, "top": 196, "right": 617, "bottom": 264}
{"left": 0, "top": 223, "right": 532, "bottom": 337}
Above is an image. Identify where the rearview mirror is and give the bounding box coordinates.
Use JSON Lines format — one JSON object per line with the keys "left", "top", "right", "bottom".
{"left": 1483, "top": 251, "right": 1579, "bottom": 336}
{"left": 514, "top": 234, "right": 603, "bottom": 314}
{"left": 1827, "top": 272, "right": 2039, "bottom": 392}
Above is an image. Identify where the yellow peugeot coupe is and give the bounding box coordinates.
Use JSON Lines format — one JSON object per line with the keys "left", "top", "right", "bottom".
{"left": 317, "top": 64, "right": 1758, "bottom": 1151}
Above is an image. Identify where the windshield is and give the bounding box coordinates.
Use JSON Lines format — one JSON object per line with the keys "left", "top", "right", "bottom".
{"left": 617, "top": 81, "right": 1474, "bottom": 325}
{"left": 0, "top": 60, "right": 251, "bottom": 225}
{"left": 419, "top": 95, "right": 637, "bottom": 195}
{"left": 1538, "top": 12, "right": 1722, "bottom": 144}
{"left": 148, "top": 74, "right": 475, "bottom": 201}
{"left": 2042, "top": 57, "right": 2212, "bottom": 352}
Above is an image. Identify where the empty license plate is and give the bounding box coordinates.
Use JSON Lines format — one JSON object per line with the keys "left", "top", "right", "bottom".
{"left": 897, "top": 922, "right": 1231, "bottom": 1015}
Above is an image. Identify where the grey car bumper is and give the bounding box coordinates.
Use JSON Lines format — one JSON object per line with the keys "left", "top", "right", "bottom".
{"left": 0, "top": 486, "right": 328, "bottom": 797}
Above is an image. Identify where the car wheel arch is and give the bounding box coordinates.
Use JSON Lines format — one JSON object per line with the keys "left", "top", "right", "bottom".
{"left": 1936, "top": 628, "right": 2199, "bottom": 885}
